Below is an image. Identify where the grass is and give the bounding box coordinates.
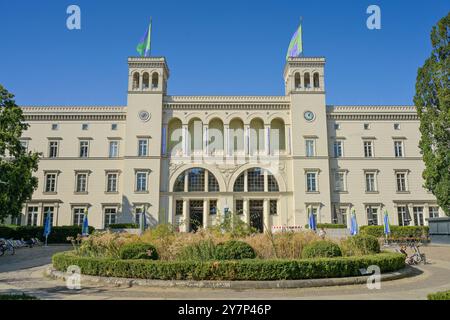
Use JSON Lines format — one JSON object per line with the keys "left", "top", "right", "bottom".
{"left": 427, "top": 290, "right": 450, "bottom": 300}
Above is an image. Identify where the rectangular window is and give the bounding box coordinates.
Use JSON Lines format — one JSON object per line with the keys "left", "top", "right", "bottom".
{"left": 138, "top": 139, "right": 148, "bottom": 157}
{"left": 397, "top": 206, "right": 410, "bottom": 226}
{"left": 106, "top": 173, "right": 118, "bottom": 192}
{"left": 73, "top": 208, "right": 86, "bottom": 226}
{"left": 75, "top": 173, "right": 87, "bottom": 193}
{"left": 365, "top": 173, "right": 376, "bottom": 192}
{"left": 51, "top": 124, "right": 59, "bottom": 131}
{"left": 136, "top": 172, "right": 147, "bottom": 192}
{"left": 109, "top": 141, "right": 119, "bottom": 158}
{"left": 429, "top": 207, "right": 439, "bottom": 219}
{"left": 104, "top": 208, "right": 117, "bottom": 228}
{"left": 334, "top": 171, "right": 346, "bottom": 192}
{"left": 235, "top": 200, "right": 243, "bottom": 215}
{"left": 333, "top": 140, "right": 343, "bottom": 158}
{"left": 305, "top": 140, "right": 315, "bottom": 157}
{"left": 366, "top": 206, "right": 378, "bottom": 226}
{"left": 43, "top": 206, "right": 54, "bottom": 226}
{"left": 27, "top": 206, "right": 38, "bottom": 226}
{"left": 175, "top": 200, "right": 183, "bottom": 216}
{"left": 394, "top": 123, "right": 400, "bottom": 130}
{"left": 111, "top": 123, "right": 118, "bottom": 131}
{"left": 82, "top": 123, "right": 89, "bottom": 131}
{"left": 49, "top": 141, "right": 59, "bottom": 158}
{"left": 394, "top": 141, "right": 404, "bottom": 157}
{"left": 209, "top": 200, "right": 218, "bottom": 215}
{"left": 364, "top": 141, "right": 374, "bottom": 157}
{"left": 270, "top": 200, "right": 278, "bottom": 215}
{"left": 79, "top": 141, "right": 89, "bottom": 158}
{"left": 334, "top": 123, "right": 340, "bottom": 130}
{"left": 413, "top": 207, "right": 424, "bottom": 226}
{"left": 20, "top": 140, "right": 28, "bottom": 152}
{"left": 306, "top": 172, "right": 317, "bottom": 192}
{"left": 45, "top": 173, "right": 57, "bottom": 193}
{"left": 396, "top": 173, "right": 407, "bottom": 192}
{"left": 364, "top": 123, "right": 370, "bottom": 130}
{"left": 135, "top": 207, "right": 143, "bottom": 225}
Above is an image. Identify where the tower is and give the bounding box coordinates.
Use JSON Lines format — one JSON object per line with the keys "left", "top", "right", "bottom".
{"left": 122, "top": 57, "right": 169, "bottom": 225}
{"left": 285, "top": 57, "right": 333, "bottom": 226}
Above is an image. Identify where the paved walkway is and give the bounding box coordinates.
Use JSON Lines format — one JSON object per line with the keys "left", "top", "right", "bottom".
{"left": 0, "top": 245, "right": 449, "bottom": 300}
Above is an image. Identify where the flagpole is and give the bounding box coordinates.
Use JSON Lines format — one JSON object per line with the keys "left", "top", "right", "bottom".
{"left": 300, "top": 16, "right": 303, "bottom": 57}
{"left": 149, "top": 17, "right": 152, "bottom": 57}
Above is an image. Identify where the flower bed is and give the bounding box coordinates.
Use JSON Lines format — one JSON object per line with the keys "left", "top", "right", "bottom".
{"left": 52, "top": 251, "right": 405, "bottom": 281}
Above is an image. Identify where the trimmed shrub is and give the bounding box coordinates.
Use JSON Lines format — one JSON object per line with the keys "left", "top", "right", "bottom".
{"left": 177, "top": 240, "right": 217, "bottom": 261}
{"left": 0, "top": 225, "right": 95, "bottom": 243}
{"left": 341, "top": 234, "right": 380, "bottom": 256}
{"left": 108, "top": 223, "right": 139, "bottom": 229}
{"left": 52, "top": 251, "right": 405, "bottom": 281}
{"left": 301, "top": 240, "right": 342, "bottom": 259}
{"left": 304, "top": 223, "right": 347, "bottom": 229}
{"left": 360, "top": 225, "right": 429, "bottom": 240}
{"left": 428, "top": 290, "right": 450, "bottom": 300}
{"left": 215, "top": 240, "right": 256, "bottom": 260}
{"left": 119, "top": 243, "right": 159, "bottom": 260}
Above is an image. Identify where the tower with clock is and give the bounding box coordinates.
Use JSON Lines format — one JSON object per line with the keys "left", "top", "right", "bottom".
{"left": 284, "top": 57, "right": 333, "bottom": 226}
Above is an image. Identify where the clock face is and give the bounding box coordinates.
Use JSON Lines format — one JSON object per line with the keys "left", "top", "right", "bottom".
{"left": 138, "top": 110, "right": 151, "bottom": 122}
{"left": 304, "top": 111, "right": 315, "bottom": 122}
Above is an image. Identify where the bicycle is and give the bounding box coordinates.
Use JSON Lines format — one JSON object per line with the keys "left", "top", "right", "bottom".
{"left": 0, "top": 239, "right": 15, "bottom": 256}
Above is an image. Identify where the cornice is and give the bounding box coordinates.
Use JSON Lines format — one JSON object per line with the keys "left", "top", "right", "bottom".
{"left": 163, "top": 103, "right": 290, "bottom": 110}
{"left": 164, "top": 96, "right": 289, "bottom": 103}
{"left": 327, "top": 105, "right": 418, "bottom": 121}
{"left": 20, "top": 106, "right": 127, "bottom": 121}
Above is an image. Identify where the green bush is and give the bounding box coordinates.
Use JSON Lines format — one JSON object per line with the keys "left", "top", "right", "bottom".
{"left": 52, "top": 251, "right": 405, "bottom": 281}
{"left": 215, "top": 240, "right": 256, "bottom": 260}
{"left": 341, "top": 234, "right": 380, "bottom": 256}
{"left": 360, "top": 225, "right": 429, "bottom": 240}
{"left": 119, "top": 243, "right": 159, "bottom": 260}
{"left": 304, "top": 223, "right": 347, "bottom": 229}
{"left": 301, "top": 240, "right": 342, "bottom": 259}
{"left": 108, "top": 223, "right": 139, "bottom": 229}
{"left": 0, "top": 225, "right": 95, "bottom": 243}
{"left": 428, "top": 290, "right": 450, "bottom": 300}
{"left": 177, "top": 240, "right": 217, "bottom": 261}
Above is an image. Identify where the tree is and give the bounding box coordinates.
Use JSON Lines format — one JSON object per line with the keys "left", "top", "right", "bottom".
{"left": 0, "top": 85, "right": 40, "bottom": 223}
{"left": 414, "top": 12, "right": 450, "bottom": 216}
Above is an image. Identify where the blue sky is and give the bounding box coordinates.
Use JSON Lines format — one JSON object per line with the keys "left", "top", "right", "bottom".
{"left": 0, "top": 0, "right": 448, "bottom": 106}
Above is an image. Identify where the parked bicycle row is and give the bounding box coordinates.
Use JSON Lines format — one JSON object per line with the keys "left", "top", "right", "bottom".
{"left": 0, "top": 238, "right": 43, "bottom": 256}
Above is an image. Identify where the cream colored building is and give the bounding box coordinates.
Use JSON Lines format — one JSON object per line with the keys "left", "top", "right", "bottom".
{"left": 12, "top": 56, "right": 443, "bottom": 231}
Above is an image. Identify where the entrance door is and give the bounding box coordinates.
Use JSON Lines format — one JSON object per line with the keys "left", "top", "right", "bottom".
{"left": 189, "top": 200, "right": 204, "bottom": 232}
{"left": 249, "top": 200, "right": 264, "bottom": 233}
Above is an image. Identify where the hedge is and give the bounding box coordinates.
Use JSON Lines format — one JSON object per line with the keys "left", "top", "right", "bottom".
{"left": 108, "top": 223, "right": 139, "bottom": 229}
{"left": 304, "top": 223, "right": 347, "bottom": 229}
{"left": 360, "top": 225, "right": 429, "bottom": 240}
{"left": 427, "top": 290, "right": 450, "bottom": 300}
{"left": 0, "top": 225, "right": 95, "bottom": 243}
{"left": 52, "top": 251, "right": 405, "bottom": 281}
{"left": 215, "top": 240, "right": 256, "bottom": 260}
{"left": 119, "top": 243, "right": 159, "bottom": 260}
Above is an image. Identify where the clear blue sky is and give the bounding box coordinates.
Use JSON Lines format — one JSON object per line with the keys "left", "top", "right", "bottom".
{"left": 0, "top": 0, "right": 448, "bottom": 106}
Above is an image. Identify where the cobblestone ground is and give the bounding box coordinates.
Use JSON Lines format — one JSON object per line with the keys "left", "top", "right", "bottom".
{"left": 0, "top": 244, "right": 449, "bottom": 300}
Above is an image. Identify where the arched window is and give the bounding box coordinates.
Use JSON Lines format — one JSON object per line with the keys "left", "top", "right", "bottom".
{"left": 143, "top": 72, "right": 150, "bottom": 89}
{"left": 151, "top": 72, "right": 159, "bottom": 89}
{"left": 132, "top": 72, "right": 140, "bottom": 90}
{"left": 304, "top": 73, "right": 311, "bottom": 88}
{"left": 313, "top": 72, "right": 320, "bottom": 88}
{"left": 294, "top": 72, "right": 301, "bottom": 88}
{"left": 233, "top": 168, "right": 280, "bottom": 192}
{"left": 173, "top": 168, "right": 220, "bottom": 192}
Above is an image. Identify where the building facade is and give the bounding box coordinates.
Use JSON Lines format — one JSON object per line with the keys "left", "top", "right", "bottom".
{"left": 12, "top": 56, "right": 443, "bottom": 230}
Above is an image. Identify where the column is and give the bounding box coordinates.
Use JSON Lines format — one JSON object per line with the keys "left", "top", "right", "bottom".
{"left": 162, "top": 125, "right": 168, "bottom": 156}
{"left": 407, "top": 203, "right": 414, "bottom": 226}
{"left": 244, "top": 124, "right": 250, "bottom": 156}
{"left": 203, "top": 199, "right": 208, "bottom": 229}
{"left": 184, "top": 173, "right": 188, "bottom": 192}
{"left": 182, "top": 124, "right": 188, "bottom": 156}
{"left": 203, "top": 124, "right": 208, "bottom": 156}
{"left": 244, "top": 170, "right": 248, "bottom": 192}
{"left": 285, "top": 124, "right": 291, "bottom": 155}
{"left": 224, "top": 124, "right": 230, "bottom": 156}
{"left": 424, "top": 203, "right": 430, "bottom": 226}
{"left": 167, "top": 196, "right": 174, "bottom": 224}
{"left": 244, "top": 199, "right": 250, "bottom": 225}
{"left": 205, "top": 171, "right": 209, "bottom": 192}
{"left": 263, "top": 199, "right": 270, "bottom": 233}
{"left": 263, "top": 170, "right": 268, "bottom": 192}
{"left": 183, "top": 199, "right": 189, "bottom": 232}
{"left": 264, "top": 124, "right": 270, "bottom": 155}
